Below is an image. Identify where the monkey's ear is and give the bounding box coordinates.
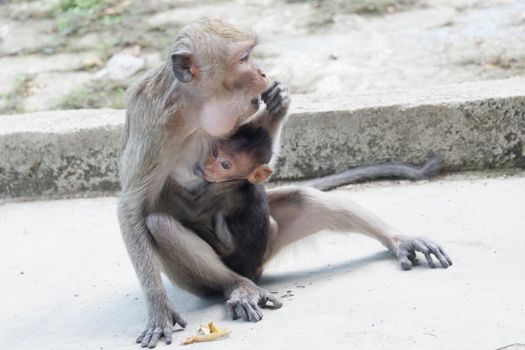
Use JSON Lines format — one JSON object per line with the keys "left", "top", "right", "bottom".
{"left": 171, "top": 52, "right": 199, "bottom": 83}
{"left": 248, "top": 165, "right": 273, "bottom": 184}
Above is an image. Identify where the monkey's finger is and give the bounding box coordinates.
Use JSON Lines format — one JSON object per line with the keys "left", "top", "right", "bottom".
{"left": 136, "top": 329, "right": 148, "bottom": 343}
{"left": 407, "top": 250, "right": 419, "bottom": 265}
{"left": 265, "top": 84, "right": 283, "bottom": 106}
{"left": 163, "top": 327, "right": 173, "bottom": 345}
{"left": 262, "top": 80, "right": 278, "bottom": 95}
{"left": 273, "top": 96, "right": 291, "bottom": 116}
{"left": 171, "top": 310, "right": 187, "bottom": 328}
{"left": 419, "top": 247, "right": 436, "bottom": 269}
{"left": 260, "top": 294, "right": 283, "bottom": 309}
{"left": 263, "top": 85, "right": 282, "bottom": 108}
{"left": 416, "top": 240, "right": 444, "bottom": 268}
{"left": 261, "top": 81, "right": 279, "bottom": 100}
{"left": 248, "top": 300, "right": 264, "bottom": 321}
{"left": 147, "top": 327, "right": 162, "bottom": 349}
{"left": 141, "top": 328, "right": 154, "bottom": 348}
{"left": 425, "top": 253, "right": 437, "bottom": 268}
{"left": 428, "top": 244, "right": 450, "bottom": 268}
{"left": 226, "top": 300, "right": 239, "bottom": 320}
{"left": 398, "top": 252, "right": 414, "bottom": 271}
{"left": 439, "top": 246, "right": 453, "bottom": 266}
{"left": 235, "top": 302, "right": 248, "bottom": 321}
{"left": 267, "top": 93, "right": 288, "bottom": 114}
{"left": 242, "top": 301, "right": 262, "bottom": 322}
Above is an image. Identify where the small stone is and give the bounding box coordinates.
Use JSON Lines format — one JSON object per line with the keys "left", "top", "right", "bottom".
{"left": 95, "top": 53, "right": 146, "bottom": 81}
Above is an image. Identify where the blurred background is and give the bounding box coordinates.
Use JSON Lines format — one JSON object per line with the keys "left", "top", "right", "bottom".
{"left": 0, "top": 0, "right": 524, "bottom": 114}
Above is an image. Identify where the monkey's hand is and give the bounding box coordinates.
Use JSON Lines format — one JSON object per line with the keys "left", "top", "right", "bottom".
{"left": 136, "top": 304, "right": 187, "bottom": 348}
{"left": 392, "top": 236, "right": 452, "bottom": 270}
{"left": 261, "top": 81, "right": 290, "bottom": 120}
{"left": 225, "top": 279, "right": 282, "bottom": 322}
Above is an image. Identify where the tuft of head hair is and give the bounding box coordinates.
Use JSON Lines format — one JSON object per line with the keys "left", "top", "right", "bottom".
{"left": 193, "top": 18, "right": 253, "bottom": 42}
{"left": 221, "top": 124, "right": 273, "bottom": 165}
{"left": 170, "top": 18, "right": 254, "bottom": 65}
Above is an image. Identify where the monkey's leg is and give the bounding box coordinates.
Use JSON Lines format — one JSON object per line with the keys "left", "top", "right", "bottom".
{"left": 146, "top": 213, "right": 282, "bottom": 322}
{"left": 266, "top": 186, "right": 452, "bottom": 270}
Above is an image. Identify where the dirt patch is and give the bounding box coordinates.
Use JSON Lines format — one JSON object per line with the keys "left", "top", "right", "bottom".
{"left": 1, "top": 0, "right": 524, "bottom": 114}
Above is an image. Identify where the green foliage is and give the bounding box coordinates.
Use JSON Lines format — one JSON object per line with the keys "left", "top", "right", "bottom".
{"left": 56, "top": 81, "right": 127, "bottom": 110}
{"left": 44, "top": 0, "right": 174, "bottom": 60}
{"left": 53, "top": 0, "right": 105, "bottom": 13}
{"left": 305, "top": 0, "right": 419, "bottom": 30}
{"left": 50, "top": 0, "right": 120, "bottom": 36}
{"left": 0, "top": 74, "right": 33, "bottom": 114}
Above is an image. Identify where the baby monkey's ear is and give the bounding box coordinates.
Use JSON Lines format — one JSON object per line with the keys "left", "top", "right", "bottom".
{"left": 247, "top": 164, "right": 273, "bottom": 184}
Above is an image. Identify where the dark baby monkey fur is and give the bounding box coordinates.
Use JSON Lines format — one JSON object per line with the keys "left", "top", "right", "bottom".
{"left": 165, "top": 105, "right": 279, "bottom": 282}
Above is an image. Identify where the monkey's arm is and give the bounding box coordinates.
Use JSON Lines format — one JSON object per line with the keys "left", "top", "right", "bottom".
{"left": 252, "top": 81, "right": 290, "bottom": 138}
{"left": 118, "top": 106, "right": 187, "bottom": 347}
{"left": 186, "top": 215, "right": 234, "bottom": 257}
{"left": 213, "top": 211, "right": 236, "bottom": 255}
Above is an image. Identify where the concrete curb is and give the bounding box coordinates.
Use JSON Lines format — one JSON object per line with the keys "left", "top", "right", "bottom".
{"left": 1, "top": 78, "right": 524, "bottom": 198}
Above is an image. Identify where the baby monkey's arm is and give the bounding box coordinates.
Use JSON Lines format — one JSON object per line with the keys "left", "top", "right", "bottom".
{"left": 213, "top": 211, "right": 236, "bottom": 256}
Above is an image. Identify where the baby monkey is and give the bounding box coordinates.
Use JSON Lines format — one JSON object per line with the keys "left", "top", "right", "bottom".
{"left": 202, "top": 124, "right": 274, "bottom": 186}
{"left": 191, "top": 123, "right": 276, "bottom": 281}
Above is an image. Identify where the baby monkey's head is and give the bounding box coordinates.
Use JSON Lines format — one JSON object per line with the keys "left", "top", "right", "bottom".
{"left": 201, "top": 124, "right": 273, "bottom": 184}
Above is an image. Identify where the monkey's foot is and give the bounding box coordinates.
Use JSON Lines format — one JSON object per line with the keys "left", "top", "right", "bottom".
{"left": 393, "top": 236, "right": 452, "bottom": 270}
{"left": 136, "top": 306, "right": 187, "bottom": 348}
{"left": 226, "top": 280, "right": 282, "bottom": 322}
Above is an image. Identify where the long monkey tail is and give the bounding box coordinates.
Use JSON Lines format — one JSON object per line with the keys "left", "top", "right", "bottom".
{"left": 298, "top": 154, "right": 443, "bottom": 191}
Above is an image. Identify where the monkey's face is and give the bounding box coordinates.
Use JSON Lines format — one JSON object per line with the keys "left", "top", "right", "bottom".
{"left": 201, "top": 146, "right": 251, "bottom": 183}
{"left": 223, "top": 41, "right": 270, "bottom": 105}
{"left": 202, "top": 146, "right": 272, "bottom": 184}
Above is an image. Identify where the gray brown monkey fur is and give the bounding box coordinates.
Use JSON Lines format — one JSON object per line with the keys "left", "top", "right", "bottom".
{"left": 118, "top": 18, "right": 452, "bottom": 348}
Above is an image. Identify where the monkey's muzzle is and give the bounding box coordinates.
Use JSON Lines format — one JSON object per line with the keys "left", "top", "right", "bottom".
{"left": 251, "top": 96, "right": 261, "bottom": 109}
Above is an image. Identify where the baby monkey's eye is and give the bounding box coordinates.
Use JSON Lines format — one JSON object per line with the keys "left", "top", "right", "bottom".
{"left": 220, "top": 160, "right": 232, "bottom": 170}
{"left": 212, "top": 147, "right": 218, "bottom": 158}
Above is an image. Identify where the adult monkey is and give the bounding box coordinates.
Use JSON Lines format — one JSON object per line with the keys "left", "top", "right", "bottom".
{"left": 118, "top": 18, "right": 451, "bottom": 348}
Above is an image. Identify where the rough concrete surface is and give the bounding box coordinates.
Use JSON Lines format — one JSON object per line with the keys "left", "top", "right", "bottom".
{"left": 1, "top": 174, "right": 524, "bottom": 350}
{"left": 1, "top": 78, "right": 525, "bottom": 198}
{"left": 0, "top": 109, "right": 122, "bottom": 198}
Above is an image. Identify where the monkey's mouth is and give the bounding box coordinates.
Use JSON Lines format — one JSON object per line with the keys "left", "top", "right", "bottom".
{"left": 202, "top": 173, "right": 219, "bottom": 183}
{"left": 193, "top": 162, "right": 204, "bottom": 177}
{"left": 194, "top": 163, "right": 216, "bottom": 183}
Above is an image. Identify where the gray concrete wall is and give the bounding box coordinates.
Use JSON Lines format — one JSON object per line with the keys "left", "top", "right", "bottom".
{"left": 1, "top": 78, "right": 524, "bottom": 198}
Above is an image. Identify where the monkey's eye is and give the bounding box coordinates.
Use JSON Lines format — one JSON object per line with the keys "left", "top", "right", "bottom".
{"left": 212, "top": 147, "right": 218, "bottom": 158}
{"left": 240, "top": 52, "right": 250, "bottom": 62}
{"left": 220, "top": 160, "right": 232, "bottom": 170}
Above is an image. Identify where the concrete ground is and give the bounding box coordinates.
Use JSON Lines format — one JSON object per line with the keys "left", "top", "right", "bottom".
{"left": 1, "top": 174, "right": 525, "bottom": 350}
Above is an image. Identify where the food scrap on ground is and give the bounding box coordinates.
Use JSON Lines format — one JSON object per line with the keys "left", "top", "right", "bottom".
{"left": 182, "top": 322, "right": 231, "bottom": 345}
